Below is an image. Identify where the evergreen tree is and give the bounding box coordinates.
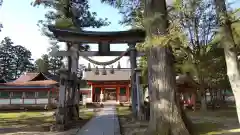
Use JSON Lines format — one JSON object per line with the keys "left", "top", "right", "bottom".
{"left": 0, "top": 37, "right": 35, "bottom": 80}
{"left": 47, "top": 42, "right": 64, "bottom": 75}
{"left": 35, "top": 54, "right": 50, "bottom": 73}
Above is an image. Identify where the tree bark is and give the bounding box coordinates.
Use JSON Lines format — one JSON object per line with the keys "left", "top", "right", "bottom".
{"left": 214, "top": 0, "right": 240, "bottom": 124}
{"left": 144, "top": 0, "right": 192, "bottom": 134}
{"left": 146, "top": 47, "right": 191, "bottom": 135}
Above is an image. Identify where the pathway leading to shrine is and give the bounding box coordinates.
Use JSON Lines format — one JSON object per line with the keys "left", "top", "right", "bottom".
{"left": 76, "top": 105, "right": 121, "bottom": 135}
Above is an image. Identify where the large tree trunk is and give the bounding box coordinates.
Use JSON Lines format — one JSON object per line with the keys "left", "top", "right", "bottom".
{"left": 214, "top": 0, "right": 240, "bottom": 124}
{"left": 144, "top": 1, "right": 192, "bottom": 134}
{"left": 146, "top": 47, "right": 191, "bottom": 135}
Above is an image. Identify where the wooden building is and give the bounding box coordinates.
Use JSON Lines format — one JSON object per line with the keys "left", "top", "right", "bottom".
{"left": 0, "top": 72, "right": 59, "bottom": 109}
{"left": 82, "top": 66, "right": 131, "bottom": 103}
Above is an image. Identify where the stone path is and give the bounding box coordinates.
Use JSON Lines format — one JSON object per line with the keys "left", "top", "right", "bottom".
{"left": 76, "top": 105, "right": 120, "bottom": 135}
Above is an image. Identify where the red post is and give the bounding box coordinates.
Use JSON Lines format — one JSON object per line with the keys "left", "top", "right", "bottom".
{"left": 92, "top": 85, "right": 95, "bottom": 102}
{"left": 116, "top": 87, "right": 120, "bottom": 102}
{"left": 126, "top": 86, "right": 129, "bottom": 102}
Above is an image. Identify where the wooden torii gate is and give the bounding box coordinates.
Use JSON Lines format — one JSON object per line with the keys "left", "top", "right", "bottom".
{"left": 49, "top": 26, "right": 146, "bottom": 130}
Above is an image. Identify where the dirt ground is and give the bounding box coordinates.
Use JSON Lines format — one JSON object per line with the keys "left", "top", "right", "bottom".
{"left": 0, "top": 108, "right": 95, "bottom": 135}
{"left": 117, "top": 106, "right": 240, "bottom": 135}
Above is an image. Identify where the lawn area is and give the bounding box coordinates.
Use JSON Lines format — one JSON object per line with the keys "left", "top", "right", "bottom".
{"left": 187, "top": 109, "right": 237, "bottom": 118}
{"left": 187, "top": 109, "right": 239, "bottom": 135}
{"left": 0, "top": 108, "right": 95, "bottom": 134}
{"left": 0, "top": 111, "right": 54, "bottom": 128}
{"left": 116, "top": 106, "right": 239, "bottom": 135}
{"left": 117, "top": 106, "right": 131, "bottom": 116}
{"left": 116, "top": 106, "right": 148, "bottom": 135}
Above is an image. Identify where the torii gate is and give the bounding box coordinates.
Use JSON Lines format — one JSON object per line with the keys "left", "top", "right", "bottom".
{"left": 49, "top": 26, "right": 146, "bottom": 129}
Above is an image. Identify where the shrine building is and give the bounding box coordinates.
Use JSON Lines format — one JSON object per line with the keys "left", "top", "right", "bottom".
{"left": 81, "top": 64, "right": 131, "bottom": 103}
{"left": 0, "top": 72, "right": 59, "bottom": 109}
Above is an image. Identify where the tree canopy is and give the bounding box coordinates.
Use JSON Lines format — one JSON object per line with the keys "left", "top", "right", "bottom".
{"left": 0, "top": 37, "right": 35, "bottom": 80}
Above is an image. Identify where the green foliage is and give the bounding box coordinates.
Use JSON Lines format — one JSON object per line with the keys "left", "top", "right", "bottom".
{"left": 34, "top": 0, "right": 110, "bottom": 75}
{"left": 0, "top": 37, "right": 35, "bottom": 80}
{"left": 101, "top": 0, "right": 144, "bottom": 26}
{"left": 101, "top": 0, "right": 234, "bottom": 90}
{"left": 35, "top": 45, "right": 63, "bottom": 75}
{"left": 47, "top": 42, "right": 64, "bottom": 75}
{"left": 35, "top": 55, "right": 49, "bottom": 73}
{"left": 212, "top": 20, "right": 240, "bottom": 47}
{"left": 36, "top": 0, "right": 109, "bottom": 40}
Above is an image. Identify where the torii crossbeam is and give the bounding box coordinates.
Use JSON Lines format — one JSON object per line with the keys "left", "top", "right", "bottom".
{"left": 48, "top": 26, "right": 145, "bottom": 56}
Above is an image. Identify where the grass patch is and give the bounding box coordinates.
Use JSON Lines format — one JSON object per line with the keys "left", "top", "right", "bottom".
{"left": 187, "top": 109, "right": 238, "bottom": 135}
{"left": 117, "top": 106, "right": 131, "bottom": 116}
{"left": 187, "top": 109, "right": 237, "bottom": 118}
{"left": 0, "top": 108, "right": 96, "bottom": 134}
{"left": 116, "top": 107, "right": 238, "bottom": 135}
{"left": 79, "top": 109, "right": 95, "bottom": 119}
{"left": 0, "top": 111, "right": 54, "bottom": 128}
{"left": 116, "top": 106, "right": 148, "bottom": 135}
{"left": 67, "top": 109, "right": 95, "bottom": 130}
{"left": 203, "top": 128, "right": 240, "bottom": 135}
{"left": 194, "top": 122, "right": 224, "bottom": 135}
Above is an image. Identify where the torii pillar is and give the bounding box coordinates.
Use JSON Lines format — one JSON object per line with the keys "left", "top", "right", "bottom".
{"left": 54, "top": 44, "right": 80, "bottom": 130}
{"left": 129, "top": 43, "right": 137, "bottom": 117}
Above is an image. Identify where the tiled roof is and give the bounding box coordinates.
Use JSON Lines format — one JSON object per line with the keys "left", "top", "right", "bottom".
{"left": 0, "top": 72, "right": 59, "bottom": 87}
{"left": 11, "top": 72, "right": 59, "bottom": 83}
{"left": 42, "top": 72, "right": 59, "bottom": 82}
{"left": 2, "top": 80, "right": 58, "bottom": 86}
{"left": 83, "top": 68, "right": 131, "bottom": 81}
{"left": 13, "top": 73, "right": 39, "bottom": 83}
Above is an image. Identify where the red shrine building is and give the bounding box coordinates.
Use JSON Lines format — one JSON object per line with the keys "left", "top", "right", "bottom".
{"left": 81, "top": 66, "right": 131, "bottom": 103}
{"left": 0, "top": 72, "right": 59, "bottom": 109}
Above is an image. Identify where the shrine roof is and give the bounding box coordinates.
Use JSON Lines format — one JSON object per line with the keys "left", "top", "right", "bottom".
{"left": 0, "top": 72, "right": 59, "bottom": 88}
{"left": 11, "top": 72, "right": 59, "bottom": 83}
{"left": 12, "top": 73, "right": 39, "bottom": 83}
{"left": 83, "top": 68, "right": 131, "bottom": 81}
{"left": 48, "top": 26, "right": 146, "bottom": 43}
{"left": 0, "top": 80, "right": 58, "bottom": 87}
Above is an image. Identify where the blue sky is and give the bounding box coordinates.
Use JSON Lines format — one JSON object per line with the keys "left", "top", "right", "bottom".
{"left": 0, "top": 0, "right": 131, "bottom": 67}
{"left": 0, "top": 0, "right": 239, "bottom": 68}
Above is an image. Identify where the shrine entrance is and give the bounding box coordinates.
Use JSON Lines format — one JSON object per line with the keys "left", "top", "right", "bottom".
{"left": 89, "top": 81, "right": 130, "bottom": 103}
{"left": 104, "top": 88, "right": 116, "bottom": 101}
